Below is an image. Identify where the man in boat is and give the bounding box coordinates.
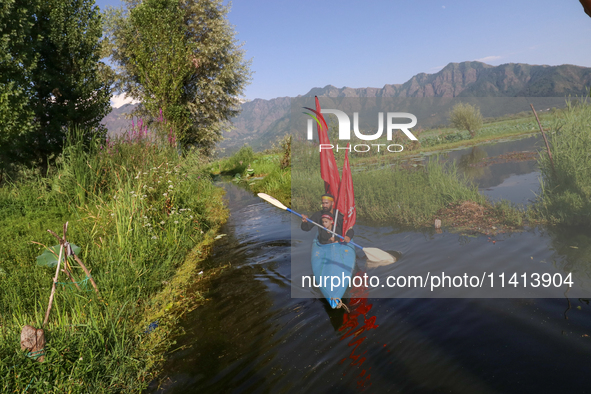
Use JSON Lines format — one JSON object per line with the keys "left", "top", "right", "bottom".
{"left": 301, "top": 193, "right": 354, "bottom": 243}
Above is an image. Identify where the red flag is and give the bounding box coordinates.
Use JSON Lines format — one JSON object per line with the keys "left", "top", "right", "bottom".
{"left": 307, "top": 96, "right": 340, "bottom": 196}
{"left": 336, "top": 144, "right": 356, "bottom": 236}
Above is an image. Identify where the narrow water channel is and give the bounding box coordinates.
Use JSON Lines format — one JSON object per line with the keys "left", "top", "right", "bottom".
{"left": 149, "top": 137, "right": 591, "bottom": 393}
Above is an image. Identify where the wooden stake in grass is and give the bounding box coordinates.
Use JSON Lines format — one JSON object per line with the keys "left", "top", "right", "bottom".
{"left": 42, "top": 222, "right": 100, "bottom": 327}
{"left": 530, "top": 103, "right": 556, "bottom": 178}
{"left": 47, "top": 225, "right": 99, "bottom": 295}
{"left": 43, "top": 236, "right": 65, "bottom": 327}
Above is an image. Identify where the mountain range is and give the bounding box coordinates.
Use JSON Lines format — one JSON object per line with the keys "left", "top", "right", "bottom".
{"left": 101, "top": 61, "right": 591, "bottom": 153}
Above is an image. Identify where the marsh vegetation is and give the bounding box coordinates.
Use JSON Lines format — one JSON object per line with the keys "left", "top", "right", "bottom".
{"left": 536, "top": 100, "right": 591, "bottom": 226}
{"left": 0, "top": 129, "right": 227, "bottom": 392}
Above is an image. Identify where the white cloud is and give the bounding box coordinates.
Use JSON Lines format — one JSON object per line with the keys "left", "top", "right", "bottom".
{"left": 442, "top": 5, "right": 446, "bottom": 9}
{"left": 475, "top": 55, "right": 502, "bottom": 63}
{"left": 111, "top": 93, "right": 139, "bottom": 108}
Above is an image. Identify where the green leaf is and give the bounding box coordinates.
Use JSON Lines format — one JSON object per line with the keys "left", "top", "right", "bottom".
{"left": 36, "top": 244, "right": 81, "bottom": 267}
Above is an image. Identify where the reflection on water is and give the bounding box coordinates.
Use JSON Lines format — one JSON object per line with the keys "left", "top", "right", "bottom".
{"left": 449, "top": 135, "right": 542, "bottom": 205}
{"left": 450, "top": 135, "right": 538, "bottom": 182}
{"left": 149, "top": 182, "right": 591, "bottom": 393}
{"left": 480, "top": 171, "right": 541, "bottom": 205}
{"left": 338, "top": 277, "right": 378, "bottom": 391}
{"left": 457, "top": 146, "right": 489, "bottom": 179}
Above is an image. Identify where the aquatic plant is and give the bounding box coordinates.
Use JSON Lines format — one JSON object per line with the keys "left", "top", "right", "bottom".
{"left": 536, "top": 100, "right": 591, "bottom": 226}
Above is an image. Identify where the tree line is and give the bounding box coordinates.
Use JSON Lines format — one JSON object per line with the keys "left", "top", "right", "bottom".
{"left": 0, "top": 0, "right": 250, "bottom": 179}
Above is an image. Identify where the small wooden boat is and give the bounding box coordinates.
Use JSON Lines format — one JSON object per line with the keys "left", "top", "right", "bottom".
{"left": 311, "top": 238, "right": 356, "bottom": 309}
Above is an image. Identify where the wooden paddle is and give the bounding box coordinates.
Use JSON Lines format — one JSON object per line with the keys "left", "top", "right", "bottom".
{"left": 257, "top": 193, "right": 396, "bottom": 264}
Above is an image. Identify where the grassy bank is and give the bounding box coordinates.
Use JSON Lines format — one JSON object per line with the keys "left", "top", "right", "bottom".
{"left": 536, "top": 100, "right": 591, "bottom": 226}
{"left": 292, "top": 151, "right": 524, "bottom": 231}
{"left": 209, "top": 137, "right": 291, "bottom": 206}
{"left": 0, "top": 130, "right": 227, "bottom": 392}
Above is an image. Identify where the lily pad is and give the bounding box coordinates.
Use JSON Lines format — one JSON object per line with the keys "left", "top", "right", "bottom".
{"left": 36, "top": 244, "right": 81, "bottom": 267}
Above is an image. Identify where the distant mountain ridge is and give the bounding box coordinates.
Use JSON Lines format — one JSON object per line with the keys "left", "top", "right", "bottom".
{"left": 222, "top": 61, "right": 591, "bottom": 152}
{"left": 100, "top": 103, "right": 138, "bottom": 136}
{"left": 100, "top": 61, "right": 591, "bottom": 152}
{"left": 301, "top": 62, "right": 591, "bottom": 98}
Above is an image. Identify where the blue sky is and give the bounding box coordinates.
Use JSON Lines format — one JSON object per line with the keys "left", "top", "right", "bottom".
{"left": 95, "top": 0, "right": 591, "bottom": 105}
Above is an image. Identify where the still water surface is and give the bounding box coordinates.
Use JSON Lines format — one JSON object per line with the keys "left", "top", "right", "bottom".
{"left": 150, "top": 137, "right": 591, "bottom": 393}
{"left": 450, "top": 134, "right": 542, "bottom": 205}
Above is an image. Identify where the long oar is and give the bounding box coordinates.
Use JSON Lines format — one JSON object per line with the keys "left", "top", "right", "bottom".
{"left": 257, "top": 193, "right": 396, "bottom": 264}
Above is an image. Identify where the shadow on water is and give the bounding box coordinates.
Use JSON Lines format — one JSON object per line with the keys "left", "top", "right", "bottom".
{"left": 149, "top": 173, "right": 591, "bottom": 393}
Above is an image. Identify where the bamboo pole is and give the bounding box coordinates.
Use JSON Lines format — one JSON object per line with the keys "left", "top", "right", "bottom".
{"left": 43, "top": 244, "right": 64, "bottom": 327}
{"left": 530, "top": 103, "right": 556, "bottom": 178}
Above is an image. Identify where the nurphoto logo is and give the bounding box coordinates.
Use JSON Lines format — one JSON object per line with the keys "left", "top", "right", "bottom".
{"left": 305, "top": 109, "right": 418, "bottom": 153}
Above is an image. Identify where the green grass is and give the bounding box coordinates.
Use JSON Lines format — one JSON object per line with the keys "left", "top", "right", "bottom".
{"left": 0, "top": 129, "right": 227, "bottom": 392}
{"left": 292, "top": 151, "right": 489, "bottom": 227}
{"left": 249, "top": 166, "right": 291, "bottom": 206}
{"left": 210, "top": 138, "right": 292, "bottom": 206}
{"left": 216, "top": 109, "right": 551, "bottom": 229}
{"left": 535, "top": 100, "right": 591, "bottom": 226}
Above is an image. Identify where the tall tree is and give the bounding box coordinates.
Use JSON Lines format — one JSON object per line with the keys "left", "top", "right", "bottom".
{"left": 30, "top": 0, "right": 112, "bottom": 169}
{"left": 105, "top": 0, "right": 251, "bottom": 155}
{"left": 0, "top": 0, "right": 38, "bottom": 176}
{"left": 0, "top": 0, "right": 111, "bottom": 176}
